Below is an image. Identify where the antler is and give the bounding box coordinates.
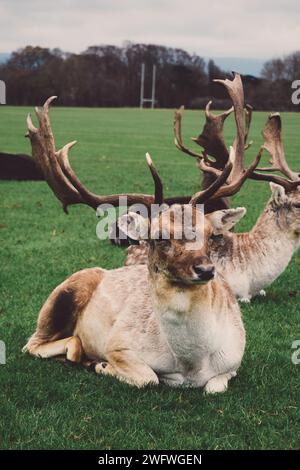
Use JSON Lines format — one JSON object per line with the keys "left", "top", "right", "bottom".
{"left": 221, "top": 98, "right": 300, "bottom": 192}
{"left": 174, "top": 74, "right": 261, "bottom": 210}
{"left": 197, "top": 72, "right": 300, "bottom": 199}
{"left": 244, "top": 104, "right": 253, "bottom": 147}
{"left": 26, "top": 97, "right": 190, "bottom": 213}
{"left": 174, "top": 104, "right": 232, "bottom": 178}
{"left": 196, "top": 73, "right": 261, "bottom": 196}
{"left": 174, "top": 106, "right": 204, "bottom": 159}
{"left": 175, "top": 71, "right": 300, "bottom": 199}
{"left": 213, "top": 73, "right": 246, "bottom": 183}
{"left": 257, "top": 113, "right": 299, "bottom": 177}
{"left": 174, "top": 78, "right": 255, "bottom": 182}
{"left": 26, "top": 97, "right": 84, "bottom": 212}
{"left": 145, "top": 152, "right": 163, "bottom": 205}
{"left": 190, "top": 160, "right": 233, "bottom": 206}
{"left": 249, "top": 113, "right": 300, "bottom": 191}
{"left": 191, "top": 101, "right": 233, "bottom": 169}
{"left": 190, "top": 145, "right": 262, "bottom": 205}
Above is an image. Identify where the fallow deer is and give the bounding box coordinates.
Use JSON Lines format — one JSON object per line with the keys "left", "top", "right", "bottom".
{"left": 23, "top": 100, "right": 262, "bottom": 392}
{"left": 125, "top": 74, "right": 300, "bottom": 302}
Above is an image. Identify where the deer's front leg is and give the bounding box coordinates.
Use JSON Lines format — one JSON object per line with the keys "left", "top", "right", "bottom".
{"left": 94, "top": 350, "right": 159, "bottom": 388}
{"left": 204, "top": 372, "right": 236, "bottom": 394}
{"left": 192, "top": 347, "right": 241, "bottom": 393}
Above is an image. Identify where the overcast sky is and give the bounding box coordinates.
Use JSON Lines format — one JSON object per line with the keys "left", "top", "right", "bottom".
{"left": 0, "top": 0, "right": 299, "bottom": 60}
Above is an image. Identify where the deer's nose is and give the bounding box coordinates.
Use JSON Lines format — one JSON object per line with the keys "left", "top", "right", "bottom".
{"left": 193, "top": 265, "right": 215, "bottom": 281}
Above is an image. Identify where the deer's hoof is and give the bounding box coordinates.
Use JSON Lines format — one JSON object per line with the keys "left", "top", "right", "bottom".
{"left": 239, "top": 297, "right": 251, "bottom": 304}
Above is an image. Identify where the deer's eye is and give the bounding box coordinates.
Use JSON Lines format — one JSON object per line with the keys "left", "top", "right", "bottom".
{"left": 293, "top": 203, "right": 300, "bottom": 210}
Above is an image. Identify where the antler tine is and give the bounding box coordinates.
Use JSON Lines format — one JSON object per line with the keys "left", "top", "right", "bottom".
{"left": 191, "top": 100, "right": 233, "bottom": 168}
{"left": 244, "top": 140, "right": 254, "bottom": 151}
{"left": 214, "top": 72, "right": 245, "bottom": 181}
{"left": 204, "top": 100, "right": 234, "bottom": 122}
{"left": 197, "top": 156, "right": 223, "bottom": 177}
{"left": 174, "top": 106, "right": 203, "bottom": 159}
{"left": 34, "top": 96, "right": 58, "bottom": 124}
{"left": 43, "top": 96, "right": 58, "bottom": 111}
{"left": 145, "top": 153, "right": 164, "bottom": 205}
{"left": 244, "top": 104, "right": 253, "bottom": 145}
{"left": 55, "top": 140, "right": 79, "bottom": 199}
{"left": 26, "top": 114, "right": 38, "bottom": 135}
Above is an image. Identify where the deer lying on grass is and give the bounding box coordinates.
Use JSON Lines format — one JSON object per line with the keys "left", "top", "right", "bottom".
{"left": 124, "top": 74, "right": 300, "bottom": 302}
{"left": 23, "top": 157, "right": 253, "bottom": 392}
{"left": 23, "top": 97, "right": 262, "bottom": 391}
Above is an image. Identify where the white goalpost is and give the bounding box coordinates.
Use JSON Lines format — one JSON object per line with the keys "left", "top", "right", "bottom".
{"left": 140, "top": 63, "right": 156, "bottom": 109}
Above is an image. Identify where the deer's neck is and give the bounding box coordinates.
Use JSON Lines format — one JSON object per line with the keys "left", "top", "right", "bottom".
{"left": 211, "top": 203, "right": 298, "bottom": 298}
{"left": 148, "top": 272, "right": 209, "bottom": 365}
{"left": 147, "top": 269, "right": 230, "bottom": 339}
{"left": 250, "top": 205, "right": 298, "bottom": 268}
{"left": 251, "top": 204, "right": 298, "bottom": 249}
{"left": 214, "top": 204, "right": 297, "bottom": 265}
{"left": 148, "top": 272, "right": 210, "bottom": 316}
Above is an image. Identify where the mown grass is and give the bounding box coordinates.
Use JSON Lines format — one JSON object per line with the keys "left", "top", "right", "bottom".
{"left": 0, "top": 105, "right": 300, "bottom": 450}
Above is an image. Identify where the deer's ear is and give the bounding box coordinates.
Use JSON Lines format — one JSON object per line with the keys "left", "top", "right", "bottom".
{"left": 270, "top": 182, "right": 287, "bottom": 206}
{"left": 118, "top": 212, "right": 149, "bottom": 241}
{"left": 209, "top": 207, "right": 246, "bottom": 235}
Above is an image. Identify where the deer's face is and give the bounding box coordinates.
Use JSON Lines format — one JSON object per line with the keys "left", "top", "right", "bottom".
{"left": 270, "top": 183, "right": 300, "bottom": 237}
{"left": 119, "top": 204, "right": 246, "bottom": 286}
{"left": 147, "top": 205, "right": 214, "bottom": 285}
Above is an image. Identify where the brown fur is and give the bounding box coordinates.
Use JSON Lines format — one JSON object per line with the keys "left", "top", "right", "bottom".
{"left": 24, "top": 268, "right": 103, "bottom": 353}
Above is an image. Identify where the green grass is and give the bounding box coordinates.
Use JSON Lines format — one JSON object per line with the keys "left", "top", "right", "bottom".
{"left": 0, "top": 105, "right": 300, "bottom": 450}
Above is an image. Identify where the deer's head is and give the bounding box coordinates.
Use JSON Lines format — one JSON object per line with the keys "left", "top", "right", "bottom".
{"left": 118, "top": 151, "right": 249, "bottom": 286}
{"left": 268, "top": 184, "right": 300, "bottom": 238}
{"left": 119, "top": 203, "right": 246, "bottom": 286}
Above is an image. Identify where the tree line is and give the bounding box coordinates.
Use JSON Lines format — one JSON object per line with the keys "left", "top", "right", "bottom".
{"left": 0, "top": 43, "right": 299, "bottom": 111}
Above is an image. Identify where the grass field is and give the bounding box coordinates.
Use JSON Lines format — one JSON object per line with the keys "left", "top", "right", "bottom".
{"left": 0, "top": 104, "right": 300, "bottom": 450}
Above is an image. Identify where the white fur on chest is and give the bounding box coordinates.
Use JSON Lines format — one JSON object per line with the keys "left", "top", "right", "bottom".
{"left": 158, "top": 291, "right": 219, "bottom": 369}
{"left": 165, "top": 290, "right": 193, "bottom": 314}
